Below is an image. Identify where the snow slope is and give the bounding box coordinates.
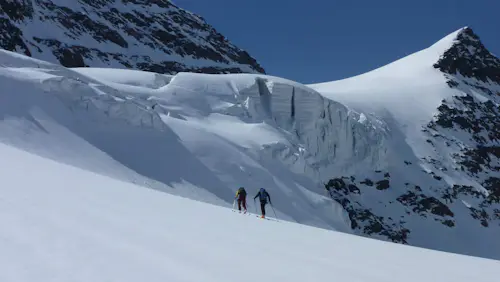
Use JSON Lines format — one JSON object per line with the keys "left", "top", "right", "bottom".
{"left": 1, "top": 141, "right": 499, "bottom": 282}
{"left": 309, "top": 28, "right": 461, "bottom": 136}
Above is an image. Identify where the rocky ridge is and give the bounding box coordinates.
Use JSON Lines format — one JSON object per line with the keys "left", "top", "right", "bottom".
{"left": 0, "top": 0, "right": 264, "bottom": 74}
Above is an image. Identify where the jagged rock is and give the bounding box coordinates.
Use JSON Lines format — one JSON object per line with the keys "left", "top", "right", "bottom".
{"left": 460, "top": 146, "right": 500, "bottom": 174}
{"left": 434, "top": 27, "right": 500, "bottom": 84}
{"left": 360, "top": 179, "right": 373, "bottom": 186}
{"left": 0, "top": 0, "right": 265, "bottom": 74}
{"left": 397, "top": 191, "right": 454, "bottom": 217}
{"left": 442, "top": 219, "right": 455, "bottom": 227}
{"left": 470, "top": 207, "right": 489, "bottom": 227}
{"left": 325, "top": 178, "right": 409, "bottom": 243}
{"left": 376, "top": 180, "right": 390, "bottom": 190}
{"left": 325, "top": 178, "right": 410, "bottom": 244}
{"left": 325, "top": 178, "right": 360, "bottom": 195}
{"left": 442, "top": 184, "right": 483, "bottom": 204}
{"left": 484, "top": 177, "right": 500, "bottom": 204}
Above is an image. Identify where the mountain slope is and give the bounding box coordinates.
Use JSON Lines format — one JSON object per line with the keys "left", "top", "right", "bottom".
{"left": 309, "top": 27, "right": 500, "bottom": 259}
{"left": 1, "top": 26, "right": 499, "bottom": 261}
{"left": 1, "top": 140, "right": 499, "bottom": 282}
{"left": 0, "top": 0, "right": 264, "bottom": 74}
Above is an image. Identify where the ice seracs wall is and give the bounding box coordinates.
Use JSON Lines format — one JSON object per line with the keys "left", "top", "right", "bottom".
{"left": 0, "top": 0, "right": 264, "bottom": 74}
{"left": 148, "top": 72, "right": 388, "bottom": 181}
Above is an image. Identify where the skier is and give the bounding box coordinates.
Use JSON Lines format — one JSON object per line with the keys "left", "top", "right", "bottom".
{"left": 254, "top": 188, "right": 271, "bottom": 218}
{"left": 235, "top": 187, "right": 247, "bottom": 213}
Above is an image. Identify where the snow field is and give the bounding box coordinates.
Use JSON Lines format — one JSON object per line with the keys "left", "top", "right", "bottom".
{"left": 0, "top": 142, "right": 498, "bottom": 282}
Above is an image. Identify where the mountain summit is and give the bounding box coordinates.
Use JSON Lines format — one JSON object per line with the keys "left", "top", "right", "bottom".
{"left": 434, "top": 27, "right": 500, "bottom": 84}
{"left": 0, "top": 0, "right": 264, "bottom": 74}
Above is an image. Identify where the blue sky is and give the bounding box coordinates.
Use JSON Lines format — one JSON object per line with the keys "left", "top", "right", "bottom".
{"left": 175, "top": 0, "right": 499, "bottom": 84}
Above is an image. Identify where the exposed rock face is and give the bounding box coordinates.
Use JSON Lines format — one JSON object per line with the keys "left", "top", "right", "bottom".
{"left": 434, "top": 27, "right": 500, "bottom": 84}
{"left": 427, "top": 28, "right": 500, "bottom": 232}
{"left": 323, "top": 28, "right": 500, "bottom": 259}
{"left": 325, "top": 177, "right": 411, "bottom": 244}
{"left": 0, "top": 0, "right": 265, "bottom": 74}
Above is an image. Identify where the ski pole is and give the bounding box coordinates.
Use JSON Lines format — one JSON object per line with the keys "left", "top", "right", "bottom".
{"left": 270, "top": 203, "right": 278, "bottom": 221}
{"left": 254, "top": 199, "right": 257, "bottom": 214}
{"left": 232, "top": 199, "right": 236, "bottom": 211}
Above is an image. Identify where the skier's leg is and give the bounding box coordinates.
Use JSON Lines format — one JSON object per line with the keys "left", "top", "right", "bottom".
{"left": 237, "top": 199, "right": 242, "bottom": 211}
{"left": 260, "top": 202, "right": 266, "bottom": 217}
{"left": 242, "top": 198, "right": 247, "bottom": 211}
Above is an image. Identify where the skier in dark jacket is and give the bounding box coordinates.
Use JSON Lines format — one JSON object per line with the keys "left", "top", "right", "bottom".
{"left": 235, "top": 187, "right": 247, "bottom": 213}
{"left": 254, "top": 188, "right": 271, "bottom": 218}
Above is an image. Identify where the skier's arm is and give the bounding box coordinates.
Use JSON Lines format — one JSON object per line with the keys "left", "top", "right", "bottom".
{"left": 254, "top": 192, "right": 260, "bottom": 200}
{"left": 267, "top": 193, "right": 272, "bottom": 204}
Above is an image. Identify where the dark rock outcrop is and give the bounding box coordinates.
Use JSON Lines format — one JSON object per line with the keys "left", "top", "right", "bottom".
{"left": 0, "top": 0, "right": 265, "bottom": 74}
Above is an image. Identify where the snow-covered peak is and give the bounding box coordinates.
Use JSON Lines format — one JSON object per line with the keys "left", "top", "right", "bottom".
{"left": 308, "top": 27, "right": 495, "bottom": 127}
{"left": 309, "top": 27, "right": 500, "bottom": 260}
{"left": 428, "top": 27, "right": 468, "bottom": 54}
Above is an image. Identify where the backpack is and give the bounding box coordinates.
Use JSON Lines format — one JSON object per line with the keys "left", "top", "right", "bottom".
{"left": 259, "top": 189, "right": 268, "bottom": 202}
{"left": 237, "top": 187, "right": 246, "bottom": 197}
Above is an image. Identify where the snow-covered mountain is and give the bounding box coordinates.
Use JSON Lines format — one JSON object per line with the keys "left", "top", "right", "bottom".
{"left": 0, "top": 0, "right": 264, "bottom": 74}
{"left": 310, "top": 27, "right": 500, "bottom": 259}
{"left": 0, "top": 17, "right": 499, "bottom": 265}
